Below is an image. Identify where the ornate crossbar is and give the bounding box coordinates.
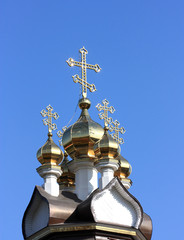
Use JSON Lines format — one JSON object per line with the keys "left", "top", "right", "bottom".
{"left": 66, "top": 47, "right": 101, "bottom": 98}
{"left": 40, "top": 105, "right": 59, "bottom": 133}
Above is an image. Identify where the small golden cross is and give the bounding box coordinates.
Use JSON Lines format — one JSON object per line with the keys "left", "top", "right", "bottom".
{"left": 66, "top": 47, "right": 101, "bottom": 98}
{"left": 40, "top": 105, "right": 59, "bottom": 133}
{"left": 109, "top": 120, "right": 126, "bottom": 144}
{"left": 57, "top": 126, "right": 67, "bottom": 146}
{"left": 96, "top": 99, "right": 115, "bottom": 127}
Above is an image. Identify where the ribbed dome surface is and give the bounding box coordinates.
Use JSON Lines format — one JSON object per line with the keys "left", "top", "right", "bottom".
{"left": 37, "top": 132, "right": 63, "bottom": 165}
{"left": 62, "top": 98, "right": 104, "bottom": 159}
{"left": 115, "top": 154, "right": 132, "bottom": 178}
{"left": 94, "top": 127, "right": 120, "bottom": 160}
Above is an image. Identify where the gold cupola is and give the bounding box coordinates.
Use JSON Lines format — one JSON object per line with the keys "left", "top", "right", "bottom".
{"left": 94, "top": 126, "right": 120, "bottom": 161}
{"left": 62, "top": 98, "right": 104, "bottom": 159}
{"left": 115, "top": 154, "right": 132, "bottom": 179}
{"left": 37, "top": 132, "right": 63, "bottom": 165}
{"left": 94, "top": 126, "right": 120, "bottom": 189}
{"left": 57, "top": 152, "right": 75, "bottom": 189}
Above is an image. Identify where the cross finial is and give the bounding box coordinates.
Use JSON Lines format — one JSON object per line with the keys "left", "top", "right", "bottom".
{"left": 96, "top": 99, "right": 115, "bottom": 127}
{"left": 40, "top": 105, "right": 59, "bottom": 133}
{"left": 66, "top": 47, "right": 101, "bottom": 98}
{"left": 109, "top": 120, "right": 126, "bottom": 144}
{"left": 57, "top": 126, "right": 67, "bottom": 146}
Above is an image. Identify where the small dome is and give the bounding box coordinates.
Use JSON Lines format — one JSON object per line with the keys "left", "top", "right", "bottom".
{"left": 37, "top": 132, "right": 63, "bottom": 165}
{"left": 62, "top": 98, "right": 104, "bottom": 159}
{"left": 94, "top": 127, "right": 120, "bottom": 160}
{"left": 115, "top": 154, "right": 132, "bottom": 178}
{"left": 57, "top": 152, "right": 75, "bottom": 187}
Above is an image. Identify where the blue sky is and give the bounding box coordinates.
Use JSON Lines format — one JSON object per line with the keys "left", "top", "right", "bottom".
{"left": 1, "top": 1, "right": 184, "bottom": 239}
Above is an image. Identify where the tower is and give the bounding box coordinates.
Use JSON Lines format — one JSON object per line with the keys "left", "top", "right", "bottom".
{"left": 22, "top": 47, "right": 152, "bottom": 240}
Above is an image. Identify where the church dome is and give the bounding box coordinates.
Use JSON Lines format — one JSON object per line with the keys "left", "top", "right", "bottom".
{"left": 62, "top": 98, "right": 104, "bottom": 159}
{"left": 114, "top": 154, "right": 132, "bottom": 178}
{"left": 57, "top": 152, "right": 75, "bottom": 187}
{"left": 94, "top": 127, "right": 120, "bottom": 160}
{"left": 37, "top": 132, "right": 63, "bottom": 165}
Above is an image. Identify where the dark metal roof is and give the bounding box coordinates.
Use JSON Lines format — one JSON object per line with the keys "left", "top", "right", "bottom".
{"left": 140, "top": 213, "right": 153, "bottom": 240}
{"left": 22, "top": 186, "right": 82, "bottom": 238}
{"left": 23, "top": 178, "right": 152, "bottom": 240}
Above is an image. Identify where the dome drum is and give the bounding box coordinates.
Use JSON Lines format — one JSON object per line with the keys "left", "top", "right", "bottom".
{"left": 95, "top": 158, "right": 119, "bottom": 172}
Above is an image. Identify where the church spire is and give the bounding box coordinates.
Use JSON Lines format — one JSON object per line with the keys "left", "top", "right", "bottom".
{"left": 60, "top": 47, "right": 104, "bottom": 200}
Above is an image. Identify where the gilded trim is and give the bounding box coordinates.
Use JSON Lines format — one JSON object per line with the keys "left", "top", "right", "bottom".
{"left": 26, "top": 223, "right": 143, "bottom": 240}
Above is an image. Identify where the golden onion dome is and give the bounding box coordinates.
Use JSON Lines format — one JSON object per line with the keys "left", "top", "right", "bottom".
{"left": 94, "top": 127, "right": 120, "bottom": 160}
{"left": 37, "top": 132, "right": 63, "bottom": 165}
{"left": 114, "top": 154, "right": 132, "bottom": 179}
{"left": 62, "top": 98, "right": 104, "bottom": 159}
{"left": 57, "top": 152, "right": 75, "bottom": 187}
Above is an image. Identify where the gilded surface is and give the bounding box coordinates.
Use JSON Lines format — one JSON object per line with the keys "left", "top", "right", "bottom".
{"left": 62, "top": 113, "right": 104, "bottom": 159}
{"left": 115, "top": 155, "right": 132, "bottom": 179}
{"left": 57, "top": 152, "right": 75, "bottom": 187}
{"left": 62, "top": 99, "right": 104, "bottom": 159}
{"left": 27, "top": 223, "right": 142, "bottom": 240}
{"left": 37, "top": 133, "right": 63, "bottom": 165}
{"left": 66, "top": 47, "right": 101, "bottom": 98}
{"left": 94, "top": 128, "right": 120, "bottom": 160}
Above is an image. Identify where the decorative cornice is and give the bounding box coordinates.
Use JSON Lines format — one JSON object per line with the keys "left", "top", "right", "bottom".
{"left": 26, "top": 223, "right": 147, "bottom": 240}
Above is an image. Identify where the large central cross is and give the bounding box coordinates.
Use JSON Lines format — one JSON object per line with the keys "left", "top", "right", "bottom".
{"left": 96, "top": 99, "right": 115, "bottom": 127}
{"left": 66, "top": 47, "right": 101, "bottom": 98}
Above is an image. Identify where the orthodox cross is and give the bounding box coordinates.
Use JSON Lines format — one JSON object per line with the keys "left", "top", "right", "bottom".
{"left": 109, "top": 120, "right": 126, "bottom": 144}
{"left": 96, "top": 99, "right": 115, "bottom": 127}
{"left": 57, "top": 126, "right": 67, "bottom": 146}
{"left": 66, "top": 47, "right": 101, "bottom": 98}
{"left": 40, "top": 105, "right": 59, "bottom": 133}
